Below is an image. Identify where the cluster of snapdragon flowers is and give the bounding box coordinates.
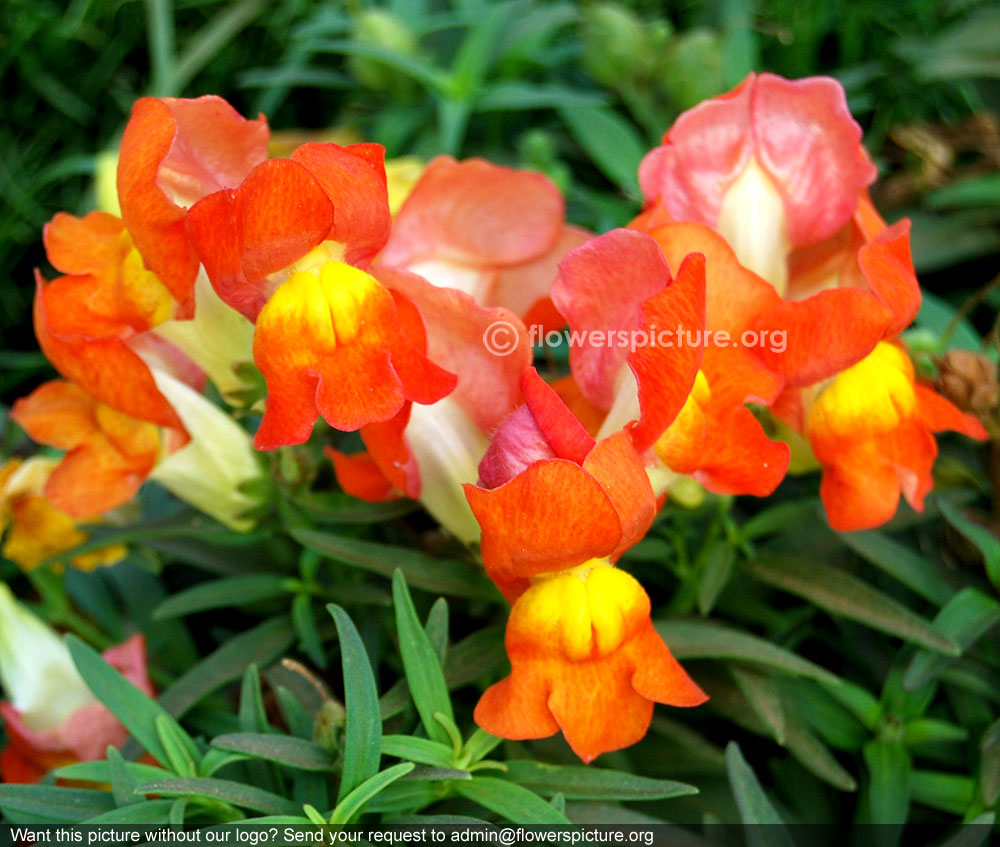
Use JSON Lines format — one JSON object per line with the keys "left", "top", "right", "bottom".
{"left": 0, "top": 73, "right": 988, "bottom": 775}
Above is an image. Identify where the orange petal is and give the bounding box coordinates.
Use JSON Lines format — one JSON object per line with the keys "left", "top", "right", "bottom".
{"left": 630, "top": 621, "right": 709, "bottom": 707}
{"left": 752, "top": 287, "right": 892, "bottom": 388}
{"left": 374, "top": 266, "right": 531, "bottom": 434}
{"left": 187, "top": 158, "right": 336, "bottom": 321}
{"left": 490, "top": 225, "right": 592, "bottom": 320}
{"left": 520, "top": 368, "right": 595, "bottom": 464}
{"left": 914, "top": 382, "right": 988, "bottom": 439}
{"left": 857, "top": 220, "right": 922, "bottom": 337}
{"left": 118, "top": 97, "right": 268, "bottom": 315}
{"left": 33, "top": 276, "right": 183, "bottom": 431}
{"left": 11, "top": 381, "right": 161, "bottom": 517}
{"left": 640, "top": 73, "right": 876, "bottom": 247}
{"left": 326, "top": 448, "right": 398, "bottom": 502}
{"left": 291, "top": 142, "right": 391, "bottom": 266}
{"left": 474, "top": 663, "right": 561, "bottom": 743}
{"left": 581, "top": 431, "right": 656, "bottom": 557}
{"left": 819, "top": 446, "right": 903, "bottom": 532}
{"left": 553, "top": 229, "right": 669, "bottom": 410}
{"left": 464, "top": 460, "right": 623, "bottom": 581}
{"left": 628, "top": 252, "right": 706, "bottom": 451}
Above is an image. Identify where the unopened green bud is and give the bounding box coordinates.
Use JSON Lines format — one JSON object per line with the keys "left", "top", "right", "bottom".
{"left": 582, "top": 3, "right": 648, "bottom": 86}
{"left": 348, "top": 10, "right": 420, "bottom": 96}
{"left": 657, "top": 29, "right": 726, "bottom": 111}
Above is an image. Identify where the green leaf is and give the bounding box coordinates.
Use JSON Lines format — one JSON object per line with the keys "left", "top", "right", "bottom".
{"left": 782, "top": 720, "right": 858, "bottom": 792}
{"left": 697, "top": 541, "right": 735, "bottom": 615}
{"left": 156, "top": 714, "right": 198, "bottom": 777}
{"left": 444, "top": 625, "right": 506, "bottom": 690}
{"left": 329, "top": 604, "right": 383, "bottom": 803}
{"left": 933, "top": 814, "right": 996, "bottom": 847}
{"left": 314, "top": 39, "right": 446, "bottom": 90}
{"left": 741, "top": 499, "right": 821, "bottom": 540}
{"left": 655, "top": 619, "right": 840, "bottom": 684}
{"left": 329, "top": 762, "right": 416, "bottom": 825}
{"left": 499, "top": 761, "right": 697, "bottom": 801}
{"left": 731, "top": 668, "right": 785, "bottom": 745}
{"left": 904, "top": 588, "right": 1000, "bottom": 689}
{"left": 839, "top": 530, "right": 954, "bottom": 606}
{"left": 903, "top": 719, "right": 968, "bottom": 746}
{"left": 911, "top": 771, "right": 975, "bottom": 816}
{"left": 425, "top": 597, "right": 449, "bottom": 666}
{"left": 294, "top": 529, "right": 495, "bottom": 598}
{"left": 745, "top": 557, "right": 960, "bottom": 654}
{"left": 104, "top": 744, "right": 140, "bottom": 806}
{"left": 381, "top": 735, "right": 457, "bottom": 769}
{"left": 292, "top": 594, "right": 327, "bottom": 669}
{"left": 0, "top": 785, "right": 115, "bottom": 824}
{"left": 134, "top": 777, "right": 298, "bottom": 816}
{"left": 54, "top": 760, "right": 170, "bottom": 785}
{"left": 392, "top": 571, "right": 455, "bottom": 746}
{"left": 980, "top": 718, "right": 1000, "bottom": 806}
{"left": 559, "top": 106, "right": 645, "bottom": 195}
{"left": 153, "top": 575, "right": 291, "bottom": 619}
{"left": 926, "top": 173, "right": 1000, "bottom": 210}
{"left": 66, "top": 635, "right": 195, "bottom": 770}
{"left": 476, "top": 82, "right": 605, "bottom": 111}
{"left": 454, "top": 777, "right": 571, "bottom": 824}
{"left": 293, "top": 491, "right": 416, "bottom": 524}
{"left": 211, "top": 733, "right": 337, "bottom": 771}
{"left": 937, "top": 498, "right": 1000, "bottom": 588}
{"left": 86, "top": 800, "right": 176, "bottom": 825}
{"left": 725, "top": 742, "right": 791, "bottom": 837}
{"left": 239, "top": 665, "right": 270, "bottom": 733}
{"left": 158, "top": 616, "right": 296, "bottom": 718}
{"left": 864, "top": 741, "right": 911, "bottom": 824}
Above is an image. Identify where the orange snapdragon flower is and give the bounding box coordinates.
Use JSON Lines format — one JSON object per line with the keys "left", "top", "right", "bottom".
{"left": 329, "top": 268, "right": 531, "bottom": 544}
{"left": 11, "top": 381, "right": 163, "bottom": 519}
{"left": 185, "top": 142, "right": 456, "bottom": 449}
{"left": 778, "top": 341, "right": 988, "bottom": 530}
{"left": 475, "top": 561, "right": 706, "bottom": 763}
{"left": 635, "top": 72, "right": 920, "bottom": 390}
{"left": 0, "top": 458, "right": 126, "bottom": 572}
{"left": 560, "top": 225, "right": 789, "bottom": 496}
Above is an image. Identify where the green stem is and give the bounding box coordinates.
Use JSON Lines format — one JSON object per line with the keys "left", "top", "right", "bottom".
{"left": 145, "top": 0, "right": 177, "bottom": 97}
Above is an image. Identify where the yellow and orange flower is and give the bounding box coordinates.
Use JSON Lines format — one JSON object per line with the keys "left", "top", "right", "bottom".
{"left": 11, "top": 380, "right": 163, "bottom": 519}
{"left": 475, "top": 562, "right": 706, "bottom": 763}
{"left": 778, "top": 341, "right": 989, "bottom": 530}
{"left": 0, "top": 458, "right": 126, "bottom": 572}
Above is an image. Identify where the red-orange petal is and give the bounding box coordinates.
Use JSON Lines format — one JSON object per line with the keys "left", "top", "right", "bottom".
{"left": 291, "top": 142, "right": 391, "bottom": 266}
{"left": 628, "top": 252, "right": 706, "bottom": 451}
{"left": 33, "top": 275, "right": 183, "bottom": 431}
{"left": 118, "top": 97, "right": 268, "bottom": 315}
{"left": 186, "top": 158, "right": 335, "bottom": 322}
{"left": 464, "top": 459, "right": 623, "bottom": 581}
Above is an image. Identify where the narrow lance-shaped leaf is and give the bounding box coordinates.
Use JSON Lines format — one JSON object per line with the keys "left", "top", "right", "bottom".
{"left": 66, "top": 636, "right": 196, "bottom": 771}
{"left": 329, "top": 604, "right": 382, "bottom": 803}
{"left": 391, "top": 571, "right": 455, "bottom": 746}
